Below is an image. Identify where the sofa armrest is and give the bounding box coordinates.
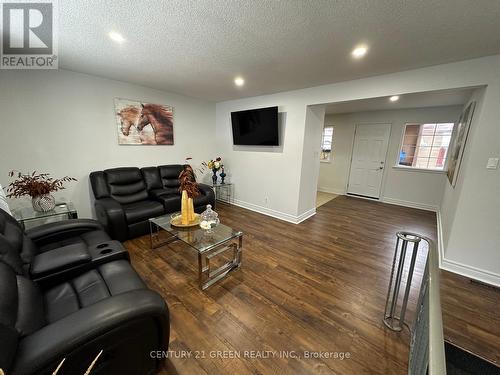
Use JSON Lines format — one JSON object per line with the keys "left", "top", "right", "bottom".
{"left": 12, "top": 290, "right": 169, "bottom": 375}
{"left": 198, "top": 183, "right": 216, "bottom": 208}
{"left": 30, "top": 244, "right": 91, "bottom": 279}
{"left": 94, "top": 198, "right": 128, "bottom": 241}
{"left": 26, "top": 219, "right": 105, "bottom": 246}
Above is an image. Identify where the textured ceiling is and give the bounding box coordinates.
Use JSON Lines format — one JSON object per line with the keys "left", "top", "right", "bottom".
{"left": 324, "top": 88, "right": 475, "bottom": 114}
{"left": 59, "top": 1, "right": 500, "bottom": 101}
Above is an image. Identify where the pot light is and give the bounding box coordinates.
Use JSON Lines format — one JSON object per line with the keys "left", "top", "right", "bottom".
{"left": 234, "top": 76, "right": 245, "bottom": 87}
{"left": 351, "top": 45, "right": 368, "bottom": 59}
{"left": 389, "top": 95, "right": 400, "bottom": 102}
{"left": 109, "top": 31, "right": 125, "bottom": 43}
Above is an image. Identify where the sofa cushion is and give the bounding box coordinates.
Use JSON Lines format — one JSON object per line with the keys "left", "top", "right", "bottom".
{"left": 15, "top": 276, "right": 45, "bottom": 337}
{"left": 141, "top": 167, "right": 163, "bottom": 191}
{"left": 43, "top": 260, "right": 145, "bottom": 323}
{"left": 105, "top": 168, "right": 149, "bottom": 204}
{"left": 156, "top": 194, "right": 182, "bottom": 213}
{"left": 149, "top": 188, "right": 179, "bottom": 199}
{"left": 158, "top": 165, "right": 183, "bottom": 189}
{"left": 123, "top": 200, "right": 165, "bottom": 224}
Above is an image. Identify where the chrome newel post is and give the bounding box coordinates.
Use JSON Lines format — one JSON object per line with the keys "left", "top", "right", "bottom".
{"left": 384, "top": 232, "right": 422, "bottom": 331}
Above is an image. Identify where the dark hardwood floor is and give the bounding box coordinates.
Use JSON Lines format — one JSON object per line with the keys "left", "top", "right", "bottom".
{"left": 125, "top": 196, "right": 437, "bottom": 374}
{"left": 124, "top": 195, "right": 498, "bottom": 374}
{"left": 441, "top": 270, "right": 500, "bottom": 366}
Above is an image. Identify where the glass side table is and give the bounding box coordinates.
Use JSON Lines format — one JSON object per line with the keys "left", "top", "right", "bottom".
{"left": 12, "top": 202, "right": 78, "bottom": 229}
{"left": 212, "top": 183, "right": 233, "bottom": 204}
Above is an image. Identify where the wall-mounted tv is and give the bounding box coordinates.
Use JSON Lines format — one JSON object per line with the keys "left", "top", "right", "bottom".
{"left": 231, "top": 106, "right": 279, "bottom": 146}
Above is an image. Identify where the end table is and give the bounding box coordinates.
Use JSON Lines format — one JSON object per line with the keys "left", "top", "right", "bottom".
{"left": 212, "top": 183, "right": 233, "bottom": 204}
{"left": 12, "top": 202, "right": 78, "bottom": 229}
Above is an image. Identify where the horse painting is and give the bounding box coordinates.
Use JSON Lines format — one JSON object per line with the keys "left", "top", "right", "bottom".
{"left": 137, "top": 103, "right": 174, "bottom": 145}
{"left": 116, "top": 105, "right": 140, "bottom": 136}
{"left": 114, "top": 98, "right": 172, "bottom": 145}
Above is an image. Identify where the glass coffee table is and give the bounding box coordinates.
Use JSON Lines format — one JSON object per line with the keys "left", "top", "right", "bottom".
{"left": 149, "top": 215, "right": 243, "bottom": 290}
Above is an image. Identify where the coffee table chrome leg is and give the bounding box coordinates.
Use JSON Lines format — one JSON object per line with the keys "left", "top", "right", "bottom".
{"left": 198, "top": 252, "right": 209, "bottom": 289}
{"left": 150, "top": 221, "right": 177, "bottom": 249}
{"left": 198, "top": 235, "right": 243, "bottom": 290}
{"left": 236, "top": 234, "right": 243, "bottom": 267}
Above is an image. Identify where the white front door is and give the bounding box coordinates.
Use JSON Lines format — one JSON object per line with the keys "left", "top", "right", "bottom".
{"left": 347, "top": 123, "right": 391, "bottom": 199}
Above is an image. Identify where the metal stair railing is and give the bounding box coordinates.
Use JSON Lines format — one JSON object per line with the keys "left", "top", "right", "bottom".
{"left": 383, "top": 231, "right": 446, "bottom": 375}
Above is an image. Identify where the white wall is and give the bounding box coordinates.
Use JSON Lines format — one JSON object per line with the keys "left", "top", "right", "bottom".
{"left": 0, "top": 69, "right": 216, "bottom": 218}
{"left": 318, "top": 106, "right": 463, "bottom": 210}
{"left": 439, "top": 87, "right": 500, "bottom": 286}
{"left": 298, "top": 105, "right": 325, "bottom": 217}
{"left": 216, "top": 54, "right": 500, "bottom": 284}
{"left": 215, "top": 96, "right": 308, "bottom": 222}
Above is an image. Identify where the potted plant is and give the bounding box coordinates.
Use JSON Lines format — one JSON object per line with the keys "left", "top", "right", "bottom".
{"left": 6, "top": 171, "right": 76, "bottom": 212}
{"left": 207, "top": 157, "right": 223, "bottom": 185}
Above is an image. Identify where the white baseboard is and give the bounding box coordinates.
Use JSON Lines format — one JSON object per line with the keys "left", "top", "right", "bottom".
{"left": 380, "top": 197, "right": 438, "bottom": 212}
{"left": 441, "top": 259, "right": 500, "bottom": 288}
{"left": 295, "top": 208, "right": 316, "bottom": 223}
{"left": 317, "top": 186, "right": 346, "bottom": 195}
{"left": 436, "top": 210, "right": 500, "bottom": 287}
{"left": 232, "top": 199, "right": 316, "bottom": 224}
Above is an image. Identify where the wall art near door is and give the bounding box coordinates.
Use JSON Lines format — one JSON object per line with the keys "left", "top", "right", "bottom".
{"left": 447, "top": 101, "right": 475, "bottom": 187}
{"left": 114, "top": 98, "right": 174, "bottom": 145}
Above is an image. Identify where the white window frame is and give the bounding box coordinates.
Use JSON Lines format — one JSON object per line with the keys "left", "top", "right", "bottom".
{"left": 320, "top": 126, "right": 334, "bottom": 163}
{"left": 394, "top": 122, "right": 454, "bottom": 173}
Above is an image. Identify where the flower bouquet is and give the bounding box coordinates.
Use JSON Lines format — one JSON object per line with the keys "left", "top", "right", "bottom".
{"left": 207, "top": 157, "right": 223, "bottom": 185}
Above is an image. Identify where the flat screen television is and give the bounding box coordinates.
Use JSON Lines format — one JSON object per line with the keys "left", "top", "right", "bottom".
{"left": 231, "top": 106, "right": 279, "bottom": 146}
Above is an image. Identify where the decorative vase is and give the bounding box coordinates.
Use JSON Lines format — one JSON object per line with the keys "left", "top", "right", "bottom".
{"left": 32, "top": 194, "right": 56, "bottom": 212}
{"left": 212, "top": 170, "right": 218, "bottom": 185}
{"left": 220, "top": 168, "right": 226, "bottom": 184}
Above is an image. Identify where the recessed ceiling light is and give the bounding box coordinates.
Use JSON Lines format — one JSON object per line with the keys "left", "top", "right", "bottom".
{"left": 234, "top": 77, "right": 245, "bottom": 87}
{"left": 389, "top": 95, "right": 400, "bottom": 102}
{"left": 108, "top": 31, "right": 125, "bottom": 43}
{"left": 351, "top": 45, "right": 368, "bottom": 59}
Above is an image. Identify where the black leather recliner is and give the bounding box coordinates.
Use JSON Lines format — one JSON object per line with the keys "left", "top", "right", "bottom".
{"left": 0, "top": 209, "right": 169, "bottom": 375}
{"left": 0, "top": 259, "right": 168, "bottom": 375}
{"left": 0, "top": 207, "right": 114, "bottom": 279}
{"left": 90, "top": 165, "right": 215, "bottom": 241}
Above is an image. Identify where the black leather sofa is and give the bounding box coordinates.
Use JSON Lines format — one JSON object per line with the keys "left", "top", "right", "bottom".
{"left": 0, "top": 209, "right": 169, "bottom": 375}
{"left": 90, "top": 164, "right": 215, "bottom": 241}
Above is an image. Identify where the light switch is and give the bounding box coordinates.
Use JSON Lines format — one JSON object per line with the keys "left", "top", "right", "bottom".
{"left": 486, "top": 158, "right": 499, "bottom": 169}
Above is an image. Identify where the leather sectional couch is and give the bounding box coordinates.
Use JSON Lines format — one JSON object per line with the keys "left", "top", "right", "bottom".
{"left": 90, "top": 164, "right": 215, "bottom": 241}
{"left": 0, "top": 208, "right": 169, "bottom": 375}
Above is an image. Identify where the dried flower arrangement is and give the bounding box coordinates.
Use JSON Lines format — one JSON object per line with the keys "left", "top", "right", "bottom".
{"left": 179, "top": 164, "right": 201, "bottom": 198}
{"left": 6, "top": 171, "right": 76, "bottom": 198}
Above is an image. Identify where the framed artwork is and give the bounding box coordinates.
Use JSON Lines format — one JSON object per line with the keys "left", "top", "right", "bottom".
{"left": 447, "top": 101, "right": 475, "bottom": 187}
{"left": 114, "top": 98, "right": 174, "bottom": 145}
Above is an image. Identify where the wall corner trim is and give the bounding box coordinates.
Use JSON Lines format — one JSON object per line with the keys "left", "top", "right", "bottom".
{"left": 436, "top": 210, "right": 500, "bottom": 288}
{"left": 380, "top": 197, "right": 438, "bottom": 212}
{"left": 317, "top": 186, "right": 346, "bottom": 195}
{"left": 232, "top": 199, "right": 316, "bottom": 224}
